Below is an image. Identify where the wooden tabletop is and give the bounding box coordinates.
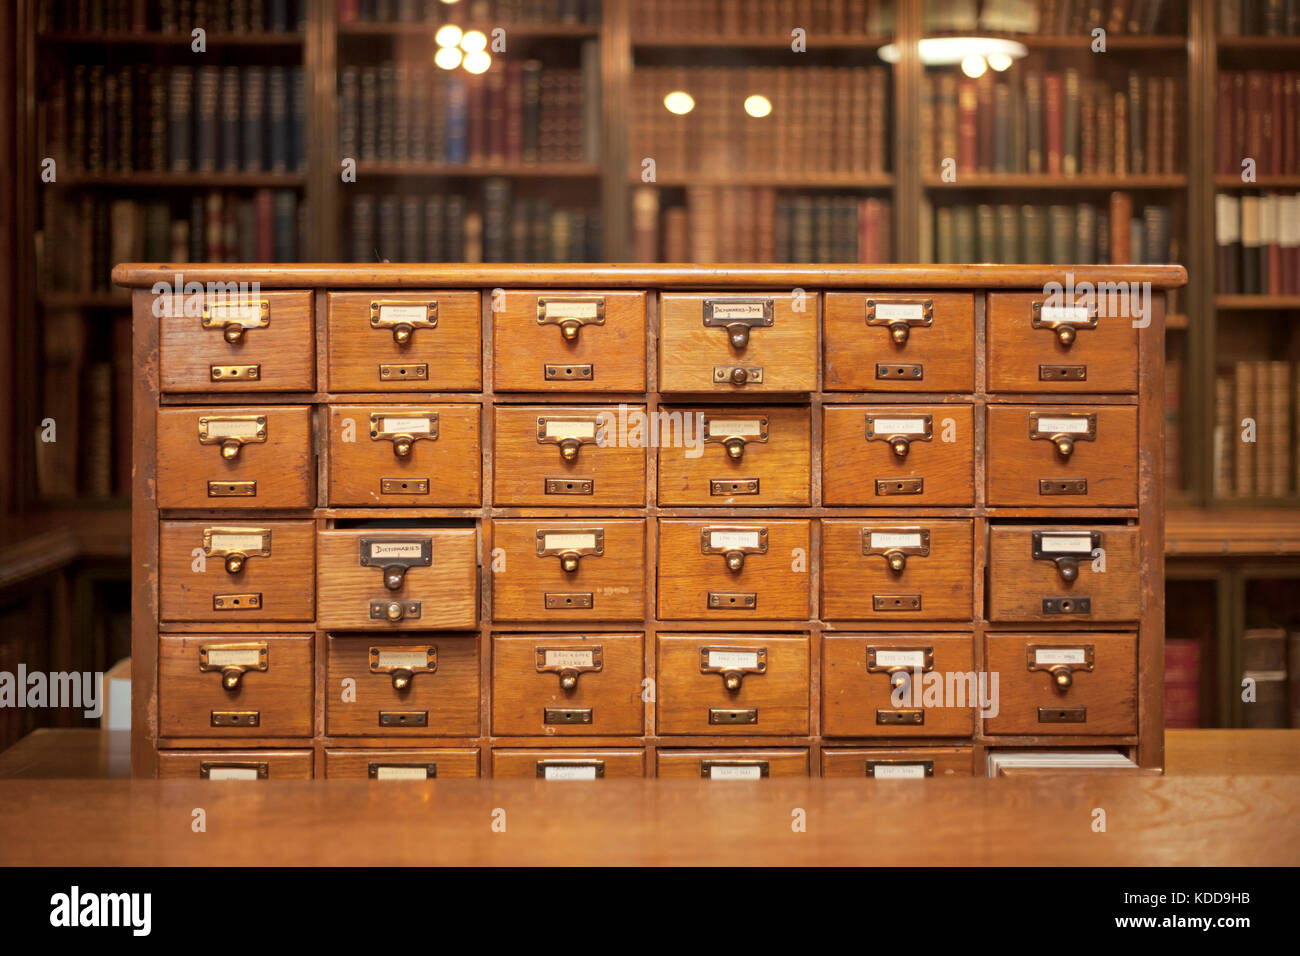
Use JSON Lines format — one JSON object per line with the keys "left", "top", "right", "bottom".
{"left": 1166, "top": 507, "right": 1300, "bottom": 557}
{"left": 0, "top": 730, "right": 1296, "bottom": 865}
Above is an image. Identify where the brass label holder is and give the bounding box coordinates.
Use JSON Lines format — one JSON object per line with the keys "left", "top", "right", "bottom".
{"left": 536, "top": 645, "right": 603, "bottom": 691}
{"left": 199, "top": 641, "right": 268, "bottom": 691}
{"left": 865, "top": 297, "right": 934, "bottom": 346}
{"left": 1032, "top": 529, "right": 1101, "bottom": 583}
{"left": 700, "top": 526, "right": 768, "bottom": 573}
{"left": 369, "top": 763, "right": 437, "bottom": 779}
{"left": 865, "top": 413, "right": 932, "bottom": 458}
{"left": 370, "top": 411, "right": 438, "bottom": 458}
{"left": 702, "top": 297, "right": 775, "bottom": 348}
{"left": 536, "top": 529, "right": 605, "bottom": 573}
{"left": 359, "top": 537, "right": 432, "bottom": 590}
{"left": 370, "top": 299, "right": 437, "bottom": 345}
{"left": 536, "top": 417, "right": 599, "bottom": 463}
{"left": 199, "top": 762, "right": 268, "bottom": 780}
{"left": 1027, "top": 644, "right": 1095, "bottom": 692}
{"left": 201, "top": 298, "right": 269, "bottom": 344}
{"left": 700, "top": 645, "right": 766, "bottom": 692}
{"left": 203, "top": 526, "right": 271, "bottom": 574}
{"left": 369, "top": 645, "right": 437, "bottom": 690}
{"left": 861, "top": 527, "right": 930, "bottom": 573}
{"left": 1029, "top": 411, "right": 1097, "bottom": 459}
{"left": 537, "top": 296, "right": 606, "bottom": 343}
{"left": 197, "top": 414, "right": 267, "bottom": 460}
{"left": 865, "top": 760, "right": 934, "bottom": 778}
{"left": 536, "top": 760, "right": 604, "bottom": 779}
{"left": 1031, "top": 299, "right": 1098, "bottom": 347}
{"left": 867, "top": 645, "right": 934, "bottom": 693}
{"left": 701, "top": 760, "right": 769, "bottom": 779}
{"left": 702, "top": 415, "right": 768, "bottom": 460}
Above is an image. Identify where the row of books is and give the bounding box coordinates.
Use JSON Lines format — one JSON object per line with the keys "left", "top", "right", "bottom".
{"left": 1218, "top": 0, "right": 1300, "bottom": 36}
{"left": 37, "top": 310, "right": 132, "bottom": 502}
{"left": 38, "top": 189, "right": 303, "bottom": 293}
{"left": 925, "top": 195, "right": 1175, "bottom": 266}
{"left": 630, "top": 0, "right": 893, "bottom": 35}
{"left": 1240, "top": 628, "right": 1300, "bottom": 728}
{"left": 923, "top": 0, "right": 1176, "bottom": 35}
{"left": 43, "top": 64, "right": 306, "bottom": 175}
{"left": 339, "top": 54, "right": 597, "bottom": 166}
{"left": 38, "top": 0, "right": 305, "bottom": 33}
{"left": 1213, "top": 361, "right": 1296, "bottom": 499}
{"left": 1214, "top": 193, "right": 1300, "bottom": 296}
{"left": 1164, "top": 637, "right": 1200, "bottom": 727}
{"left": 633, "top": 187, "right": 892, "bottom": 263}
{"left": 631, "top": 67, "right": 889, "bottom": 178}
{"left": 921, "top": 69, "right": 1180, "bottom": 178}
{"left": 347, "top": 190, "right": 602, "bottom": 263}
{"left": 338, "top": 0, "right": 602, "bottom": 24}
{"left": 1214, "top": 73, "right": 1300, "bottom": 178}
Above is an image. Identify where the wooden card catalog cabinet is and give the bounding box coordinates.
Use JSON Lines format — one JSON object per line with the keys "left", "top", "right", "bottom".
{"left": 119, "top": 263, "right": 1179, "bottom": 776}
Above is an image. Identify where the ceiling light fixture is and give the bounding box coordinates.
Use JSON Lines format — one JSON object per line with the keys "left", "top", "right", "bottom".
{"left": 877, "top": 36, "right": 1028, "bottom": 68}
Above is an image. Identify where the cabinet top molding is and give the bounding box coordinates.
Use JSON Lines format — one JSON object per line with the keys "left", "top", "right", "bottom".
{"left": 112, "top": 263, "right": 1189, "bottom": 290}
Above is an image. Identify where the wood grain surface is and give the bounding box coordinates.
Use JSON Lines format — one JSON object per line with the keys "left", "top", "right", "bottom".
{"left": 491, "top": 748, "right": 646, "bottom": 778}
{"left": 986, "top": 404, "right": 1138, "bottom": 506}
{"left": 323, "top": 748, "right": 481, "bottom": 779}
{"left": 657, "top": 748, "right": 810, "bottom": 778}
{"left": 824, "top": 291, "right": 975, "bottom": 392}
{"left": 155, "top": 749, "right": 313, "bottom": 780}
{"left": 821, "top": 746, "right": 975, "bottom": 777}
{"left": 987, "top": 291, "right": 1139, "bottom": 393}
{"left": 987, "top": 524, "right": 1141, "bottom": 622}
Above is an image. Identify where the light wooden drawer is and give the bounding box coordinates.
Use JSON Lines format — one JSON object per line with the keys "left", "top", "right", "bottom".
{"left": 657, "top": 405, "right": 811, "bottom": 506}
{"left": 323, "top": 748, "right": 481, "bottom": 779}
{"left": 821, "top": 748, "right": 975, "bottom": 777}
{"left": 824, "top": 291, "right": 975, "bottom": 392}
{"left": 157, "top": 750, "right": 314, "bottom": 780}
{"left": 987, "top": 291, "right": 1138, "bottom": 393}
{"left": 987, "top": 525, "right": 1141, "bottom": 623}
{"left": 491, "top": 749, "right": 646, "bottom": 779}
{"left": 986, "top": 404, "right": 1138, "bottom": 506}
{"left": 821, "top": 519, "right": 973, "bottom": 621}
{"left": 822, "top": 404, "right": 975, "bottom": 505}
{"left": 657, "top": 749, "right": 810, "bottom": 778}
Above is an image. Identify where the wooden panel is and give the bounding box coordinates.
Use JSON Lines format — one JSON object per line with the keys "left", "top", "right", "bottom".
{"left": 323, "top": 748, "right": 481, "bottom": 779}
{"left": 156, "top": 749, "right": 314, "bottom": 780}
{"left": 821, "top": 518, "right": 974, "bottom": 621}
{"left": 491, "top": 749, "right": 646, "bottom": 778}
{"left": 325, "top": 633, "right": 480, "bottom": 736}
{"left": 160, "top": 290, "right": 315, "bottom": 392}
{"left": 824, "top": 292, "right": 975, "bottom": 392}
{"left": 987, "top": 524, "right": 1141, "bottom": 622}
{"left": 657, "top": 749, "right": 810, "bottom": 778}
{"left": 492, "top": 290, "right": 647, "bottom": 392}
{"left": 326, "top": 403, "right": 481, "bottom": 506}
{"left": 987, "top": 291, "right": 1139, "bottom": 393}
{"left": 822, "top": 404, "right": 975, "bottom": 505}
{"left": 326, "top": 291, "right": 481, "bottom": 392}
{"left": 159, "top": 519, "right": 315, "bottom": 622}
{"left": 156, "top": 405, "right": 314, "bottom": 509}
{"left": 656, "top": 633, "right": 810, "bottom": 735}
{"left": 316, "top": 527, "right": 479, "bottom": 630}
{"left": 492, "top": 404, "right": 646, "bottom": 506}
{"left": 821, "top": 747, "right": 975, "bottom": 777}
{"left": 158, "top": 633, "right": 313, "bottom": 737}
{"left": 491, "top": 632, "right": 644, "bottom": 736}
{"left": 986, "top": 404, "right": 1138, "bottom": 506}
{"left": 657, "top": 518, "right": 812, "bottom": 620}
{"left": 659, "top": 292, "right": 817, "bottom": 393}
{"left": 658, "top": 404, "right": 811, "bottom": 506}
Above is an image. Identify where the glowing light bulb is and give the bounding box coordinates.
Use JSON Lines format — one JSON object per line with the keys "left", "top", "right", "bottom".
{"left": 988, "top": 52, "right": 1013, "bottom": 71}
{"left": 960, "top": 54, "right": 987, "bottom": 78}
{"left": 435, "top": 25, "right": 463, "bottom": 48}
{"left": 664, "top": 91, "right": 695, "bottom": 114}
{"left": 435, "top": 46, "right": 463, "bottom": 70}
{"left": 460, "top": 30, "right": 487, "bottom": 53}
{"left": 463, "top": 50, "right": 491, "bottom": 74}
{"left": 744, "top": 94, "right": 772, "bottom": 117}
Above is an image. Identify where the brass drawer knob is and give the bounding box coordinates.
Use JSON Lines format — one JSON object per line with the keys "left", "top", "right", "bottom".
{"left": 1050, "top": 665, "right": 1073, "bottom": 689}
{"left": 390, "top": 667, "right": 413, "bottom": 690}
{"left": 886, "top": 550, "right": 907, "bottom": 573}
{"left": 391, "top": 323, "right": 414, "bottom": 345}
{"left": 560, "top": 551, "right": 582, "bottom": 573}
{"left": 559, "top": 318, "right": 582, "bottom": 342}
{"left": 560, "top": 669, "right": 579, "bottom": 691}
{"left": 724, "top": 437, "right": 746, "bottom": 459}
{"left": 383, "top": 566, "right": 407, "bottom": 590}
{"left": 392, "top": 436, "right": 413, "bottom": 458}
{"left": 727, "top": 324, "right": 751, "bottom": 349}
{"left": 889, "top": 322, "right": 910, "bottom": 345}
{"left": 1055, "top": 324, "right": 1076, "bottom": 347}
{"left": 224, "top": 553, "right": 245, "bottom": 574}
{"left": 1054, "top": 435, "right": 1075, "bottom": 458}
{"left": 730, "top": 366, "right": 749, "bottom": 385}
{"left": 221, "top": 439, "right": 242, "bottom": 460}
{"left": 1054, "top": 556, "right": 1079, "bottom": 582}
{"left": 723, "top": 670, "right": 744, "bottom": 692}
{"left": 223, "top": 324, "right": 245, "bottom": 344}
{"left": 725, "top": 550, "right": 746, "bottom": 573}
{"left": 221, "top": 666, "right": 244, "bottom": 690}
{"left": 559, "top": 437, "right": 582, "bottom": 462}
{"left": 891, "top": 437, "right": 910, "bottom": 458}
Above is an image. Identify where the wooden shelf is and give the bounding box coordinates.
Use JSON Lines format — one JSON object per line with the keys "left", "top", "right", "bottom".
{"left": 59, "top": 171, "right": 306, "bottom": 188}
{"left": 1216, "top": 295, "right": 1300, "bottom": 310}
{"left": 0, "top": 509, "right": 130, "bottom": 591}
{"left": 338, "top": 22, "right": 599, "bottom": 39}
{"left": 924, "top": 174, "right": 1187, "bottom": 189}
{"left": 635, "top": 173, "right": 894, "bottom": 188}
{"left": 1217, "top": 35, "right": 1300, "bottom": 50}
{"left": 38, "top": 31, "right": 303, "bottom": 47}
{"left": 633, "top": 34, "right": 890, "bottom": 49}
{"left": 1167, "top": 507, "right": 1300, "bottom": 557}
{"left": 356, "top": 162, "right": 601, "bottom": 178}
{"left": 1213, "top": 175, "right": 1300, "bottom": 188}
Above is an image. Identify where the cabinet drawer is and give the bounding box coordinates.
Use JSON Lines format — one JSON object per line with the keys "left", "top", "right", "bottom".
{"left": 657, "top": 519, "right": 811, "bottom": 620}
{"left": 821, "top": 634, "right": 976, "bottom": 737}
{"left": 156, "top": 405, "right": 313, "bottom": 509}
{"left": 316, "top": 527, "right": 478, "bottom": 630}
{"left": 492, "top": 290, "right": 647, "bottom": 392}
{"left": 822, "top": 404, "right": 974, "bottom": 505}
{"left": 987, "top": 291, "right": 1139, "bottom": 393}
{"left": 656, "top": 633, "right": 809, "bottom": 735}
{"left": 986, "top": 404, "right": 1137, "bottom": 506}
{"left": 984, "top": 632, "right": 1138, "bottom": 735}
{"left": 326, "top": 404, "right": 481, "bottom": 506}
{"left": 657, "top": 749, "right": 809, "bottom": 778}
{"left": 160, "top": 290, "right": 315, "bottom": 392}
{"left": 821, "top": 519, "right": 973, "bottom": 621}
{"left": 824, "top": 292, "right": 975, "bottom": 392}
{"left": 657, "top": 405, "right": 811, "bottom": 506}
{"left": 490, "top": 519, "right": 646, "bottom": 622}
{"left": 821, "top": 747, "right": 974, "bottom": 777}
{"left": 491, "top": 749, "right": 646, "bottom": 779}
{"left": 491, "top": 633, "right": 644, "bottom": 736}
{"left": 157, "top": 749, "right": 313, "bottom": 779}
{"left": 158, "top": 633, "right": 313, "bottom": 737}
{"left": 325, "top": 633, "right": 480, "bottom": 736}
{"left": 159, "top": 519, "right": 315, "bottom": 622}
{"left": 326, "top": 291, "right": 481, "bottom": 391}
{"left": 988, "top": 525, "right": 1141, "bottom": 622}
{"left": 323, "top": 748, "right": 480, "bottom": 779}
{"left": 659, "top": 292, "right": 817, "bottom": 393}
{"left": 493, "top": 405, "right": 646, "bottom": 506}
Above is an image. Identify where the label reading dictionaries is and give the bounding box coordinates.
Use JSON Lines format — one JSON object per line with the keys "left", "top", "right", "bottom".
{"left": 375, "top": 650, "right": 430, "bottom": 670}
{"left": 205, "top": 419, "right": 261, "bottom": 438}
{"left": 710, "top": 301, "right": 769, "bottom": 320}
{"left": 368, "top": 542, "right": 426, "bottom": 560}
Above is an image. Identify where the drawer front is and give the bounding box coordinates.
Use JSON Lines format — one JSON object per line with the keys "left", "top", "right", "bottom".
{"left": 160, "top": 290, "right": 315, "bottom": 392}
{"left": 821, "top": 634, "right": 976, "bottom": 737}
{"left": 326, "top": 290, "right": 482, "bottom": 391}
{"left": 491, "top": 633, "right": 644, "bottom": 736}
{"left": 158, "top": 633, "right": 313, "bottom": 737}
{"left": 657, "top": 749, "right": 810, "bottom": 779}
{"left": 327, "top": 403, "right": 481, "bottom": 506}
{"left": 156, "top": 405, "right": 314, "bottom": 509}
{"left": 490, "top": 519, "right": 646, "bottom": 622}
{"left": 821, "top": 519, "right": 973, "bottom": 621}
{"left": 316, "top": 527, "right": 479, "bottom": 630}
{"left": 657, "top": 519, "right": 811, "bottom": 620}
{"left": 987, "top": 291, "right": 1139, "bottom": 393}
{"left": 824, "top": 292, "right": 975, "bottom": 392}
{"left": 491, "top": 749, "right": 646, "bottom": 779}
{"left": 323, "top": 748, "right": 481, "bottom": 779}
{"left": 325, "top": 633, "right": 480, "bottom": 736}
{"left": 157, "top": 749, "right": 314, "bottom": 780}
{"left": 659, "top": 292, "right": 817, "bottom": 393}
{"left": 159, "top": 520, "right": 315, "bottom": 622}
{"left": 656, "top": 633, "right": 810, "bottom": 735}
{"left": 492, "top": 290, "right": 647, "bottom": 392}
{"left": 821, "top": 747, "right": 974, "bottom": 778}
{"left": 493, "top": 405, "right": 646, "bottom": 506}
{"left": 822, "top": 404, "right": 975, "bottom": 505}
{"left": 984, "top": 632, "right": 1138, "bottom": 735}
{"left": 987, "top": 525, "right": 1141, "bottom": 623}
{"left": 657, "top": 405, "right": 811, "bottom": 506}
{"left": 987, "top": 404, "right": 1138, "bottom": 506}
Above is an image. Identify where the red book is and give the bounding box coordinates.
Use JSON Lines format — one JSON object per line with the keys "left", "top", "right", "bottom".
{"left": 255, "top": 188, "right": 273, "bottom": 262}
{"left": 957, "top": 78, "right": 978, "bottom": 175}
{"left": 1108, "top": 191, "right": 1133, "bottom": 263}
{"left": 1270, "top": 73, "right": 1284, "bottom": 176}
{"left": 1044, "top": 72, "right": 1064, "bottom": 175}
{"left": 1246, "top": 72, "right": 1267, "bottom": 175}
{"left": 1284, "top": 73, "right": 1297, "bottom": 175}
{"left": 1216, "top": 72, "right": 1234, "bottom": 175}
